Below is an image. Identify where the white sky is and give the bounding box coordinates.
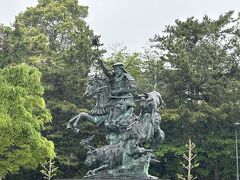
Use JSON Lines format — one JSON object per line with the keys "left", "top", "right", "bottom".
{"left": 1, "top": 0, "right": 240, "bottom": 52}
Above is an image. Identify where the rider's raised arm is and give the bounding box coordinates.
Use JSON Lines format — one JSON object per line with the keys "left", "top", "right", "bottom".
{"left": 97, "top": 60, "right": 112, "bottom": 78}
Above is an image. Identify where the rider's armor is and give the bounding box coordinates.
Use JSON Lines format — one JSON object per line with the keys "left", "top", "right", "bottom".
{"left": 98, "top": 61, "right": 137, "bottom": 136}
{"left": 110, "top": 73, "right": 135, "bottom": 108}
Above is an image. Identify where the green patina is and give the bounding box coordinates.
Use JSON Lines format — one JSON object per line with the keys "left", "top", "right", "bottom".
{"left": 67, "top": 60, "right": 165, "bottom": 179}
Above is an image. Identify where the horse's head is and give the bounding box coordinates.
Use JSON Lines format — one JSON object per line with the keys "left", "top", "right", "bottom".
{"left": 84, "top": 78, "right": 98, "bottom": 97}
{"left": 84, "top": 76, "right": 108, "bottom": 97}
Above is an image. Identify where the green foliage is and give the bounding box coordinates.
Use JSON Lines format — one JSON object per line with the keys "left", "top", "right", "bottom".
{"left": 1, "top": 0, "right": 104, "bottom": 178}
{"left": 0, "top": 63, "right": 54, "bottom": 178}
{"left": 14, "top": 0, "right": 91, "bottom": 56}
{"left": 1, "top": 1, "right": 240, "bottom": 179}
{"left": 150, "top": 11, "right": 240, "bottom": 179}
{"left": 153, "top": 143, "right": 185, "bottom": 179}
{"left": 0, "top": 25, "right": 25, "bottom": 68}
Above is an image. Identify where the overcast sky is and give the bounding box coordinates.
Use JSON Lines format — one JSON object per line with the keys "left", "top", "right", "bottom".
{"left": 1, "top": 0, "right": 240, "bottom": 52}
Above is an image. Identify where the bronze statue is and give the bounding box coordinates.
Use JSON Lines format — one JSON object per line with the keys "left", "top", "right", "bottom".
{"left": 67, "top": 58, "right": 165, "bottom": 179}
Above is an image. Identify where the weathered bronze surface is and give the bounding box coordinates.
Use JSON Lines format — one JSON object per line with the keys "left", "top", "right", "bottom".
{"left": 67, "top": 59, "right": 165, "bottom": 179}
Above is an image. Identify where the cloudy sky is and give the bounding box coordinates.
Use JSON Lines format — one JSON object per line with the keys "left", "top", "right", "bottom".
{"left": 1, "top": 0, "right": 240, "bottom": 51}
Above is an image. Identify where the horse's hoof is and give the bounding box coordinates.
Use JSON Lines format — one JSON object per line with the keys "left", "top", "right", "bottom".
{"left": 66, "top": 124, "right": 72, "bottom": 129}
{"left": 73, "top": 128, "right": 80, "bottom": 133}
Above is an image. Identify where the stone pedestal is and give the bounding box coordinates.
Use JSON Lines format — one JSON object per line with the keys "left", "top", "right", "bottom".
{"left": 82, "top": 173, "right": 159, "bottom": 180}
{"left": 56, "top": 175, "right": 169, "bottom": 180}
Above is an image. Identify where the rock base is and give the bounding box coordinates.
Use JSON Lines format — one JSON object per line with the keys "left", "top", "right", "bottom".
{"left": 82, "top": 173, "right": 159, "bottom": 180}
{"left": 56, "top": 176, "right": 169, "bottom": 180}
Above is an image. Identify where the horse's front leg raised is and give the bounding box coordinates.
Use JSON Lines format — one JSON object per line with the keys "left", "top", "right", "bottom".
{"left": 72, "top": 112, "right": 93, "bottom": 133}
{"left": 66, "top": 114, "right": 81, "bottom": 129}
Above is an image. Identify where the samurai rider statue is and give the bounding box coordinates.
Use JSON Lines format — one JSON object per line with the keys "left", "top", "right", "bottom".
{"left": 66, "top": 36, "right": 165, "bottom": 179}
{"left": 97, "top": 59, "right": 138, "bottom": 144}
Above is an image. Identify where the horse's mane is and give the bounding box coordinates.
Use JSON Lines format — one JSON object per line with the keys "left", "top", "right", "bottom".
{"left": 89, "top": 76, "right": 111, "bottom": 115}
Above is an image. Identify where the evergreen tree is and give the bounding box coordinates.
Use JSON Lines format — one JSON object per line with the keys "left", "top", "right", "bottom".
{"left": 1, "top": 0, "right": 104, "bottom": 178}
{"left": 148, "top": 11, "right": 240, "bottom": 179}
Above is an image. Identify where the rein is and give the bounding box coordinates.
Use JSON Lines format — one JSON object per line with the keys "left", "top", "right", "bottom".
{"left": 91, "top": 85, "right": 109, "bottom": 95}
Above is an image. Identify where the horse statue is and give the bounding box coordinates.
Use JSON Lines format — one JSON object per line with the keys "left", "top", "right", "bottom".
{"left": 66, "top": 75, "right": 110, "bottom": 133}
{"left": 120, "top": 90, "right": 165, "bottom": 170}
{"left": 66, "top": 73, "right": 134, "bottom": 144}
{"left": 138, "top": 90, "right": 165, "bottom": 148}
{"left": 66, "top": 62, "right": 165, "bottom": 179}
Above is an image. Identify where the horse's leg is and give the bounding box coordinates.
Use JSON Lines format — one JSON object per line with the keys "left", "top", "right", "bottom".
{"left": 66, "top": 114, "right": 81, "bottom": 129}
{"left": 158, "top": 127, "right": 165, "bottom": 141}
{"left": 152, "top": 126, "right": 165, "bottom": 148}
{"left": 72, "top": 112, "right": 93, "bottom": 133}
{"left": 85, "top": 164, "right": 109, "bottom": 176}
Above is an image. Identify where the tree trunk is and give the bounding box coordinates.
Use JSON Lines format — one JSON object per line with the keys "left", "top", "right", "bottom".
{"left": 214, "top": 162, "right": 221, "bottom": 180}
